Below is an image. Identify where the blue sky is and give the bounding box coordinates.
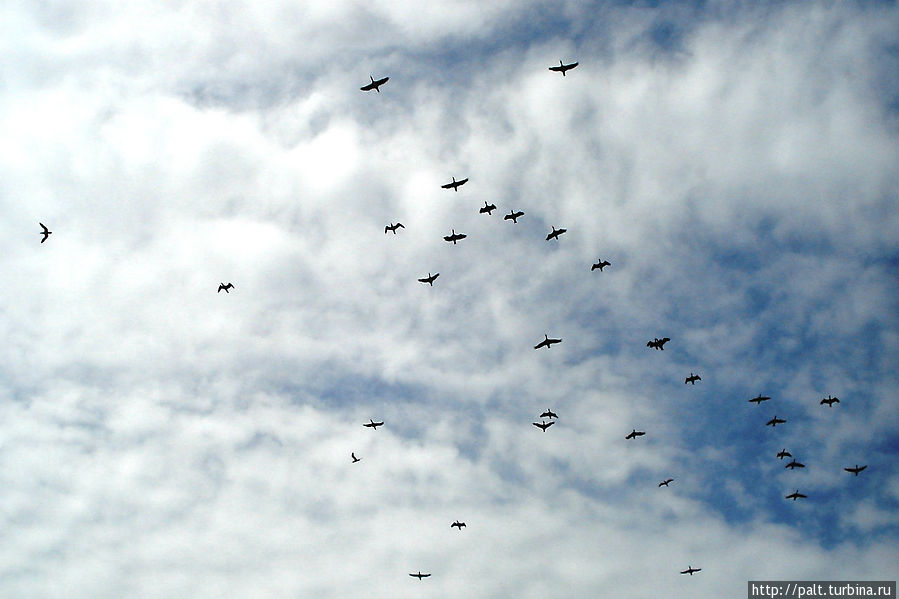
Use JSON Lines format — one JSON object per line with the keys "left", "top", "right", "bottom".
{"left": 1, "top": 1, "right": 897, "bottom": 597}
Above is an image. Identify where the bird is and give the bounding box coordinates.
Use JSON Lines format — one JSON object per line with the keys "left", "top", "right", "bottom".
{"left": 766, "top": 416, "right": 786, "bottom": 427}
{"left": 451, "top": 521, "right": 466, "bottom": 530}
{"left": 418, "top": 272, "right": 439, "bottom": 286}
{"left": 39, "top": 222, "right": 52, "bottom": 243}
{"left": 363, "top": 419, "right": 384, "bottom": 429}
{"left": 534, "top": 334, "right": 562, "bottom": 349}
{"left": 548, "top": 60, "right": 579, "bottom": 76}
{"left": 749, "top": 394, "right": 771, "bottom": 405}
{"left": 658, "top": 478, "right": 674, "bottom": 487}
{"left": 545, "top": 226, "right": 567, "bottom": 241}
{"left": 351, "top": 453, "right": 361, "bottom": 463}
{"left": 684, "top": 373, "right": 701, "bottom": 385}
{"left": 443, "top": 229, "right": 467, "bottom": 244}
{"left": 409, "top": 572, "right": 431, "bottom": 580}
{"left": 441, "top": 176, "right": 468, "bottom": 191}
{"left": 540, "top": 409, "right": 558, "bottom": 419}
{"left": 820, "top": 395, "right": 840, "bottom": 407}
{"left": 785, "top": 460, "right": 805, "bottom": 470}
{"left": 844, "top": 465, "right": 867, "bottom": 476}
{"left": 625, "top": 429, "right": 646, "bottom": 440}
{"left": 680, "top": 566, "right": 701, "bottom": 575}
{"left": 385, "top": 222, "right": 405, "bottom": 234}
{"left": 360, "top": 75, "right": 389, "bottom": 92}
{"left": 504, "top": 210, "right": 524, "bottom": 223}
{"left": 591, "top": 259, "right": 611, "bottom": 271}
{"left": 533, "top": 420, "right": 554, "bottom": 432}
{"left": 777, "top": 449, "right": 792, "bottom": 460}
{"left": 479, "top": 202, "right": 497, "bottom": 215}
{"left": 646, "top": 337, "right": 670, "bottom": 350}
{"left": 217, "top": 283, "right": 234, "bottom": 293}
{"left": 785, "top": 490, "right": 807, "bottom": 501}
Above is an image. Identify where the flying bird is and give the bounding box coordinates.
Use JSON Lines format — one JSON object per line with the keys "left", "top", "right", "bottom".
{"left": 646, "top": 337, "right": 670, "bottom": 350}
{"left": 685, "top": 373, "right": 701, "bottom": 385}
{"left": 591, "top": 259, "right": 611, "bottom": 271}
{"left": 540, "top": 409, "right": 558, "bottom": 419}
{"left": 785, "top": 460, "right": 805, "bottom": 470}
{"left": 749, "top": 394, "right": 771, "bottom": 405}
{"left": 548, "top": 60, "right": 579, "bottom": 76}
{"left": 680, "top": 566, "right": 701, "bottom": 575}
{"left": 504, "top": 210, "right": 524, "bottom": 223}
{"left": 385, "top": 222, "right": 405, "bottom": 234}
{"left": 217, "top": 283, "right": 234, "bottom": 293}
{"left": 777, "top": 449, "right": 792, "bottom": 460}
{"left": 443, "top": 229, "right": 467, "bottom": 244}
{"left": 409, "top": 572, "right": 431, "bottom": 580}
{"left": 532, "top": 420, "right": 554, "bottom": 432}
{"left": 441, "top": 176, "right": 468, "bottom": 191}
{"left": 625, "top": 429, "right": 646, "bottom": 440}
{"left": 545, "top": 226, "right": 567, "bottom": 241}
{"left": 844, "top": 465, "right": 867, "bottom": 476}
{"left": 39, "top": 222, "right": 52, "bottom": 243}
{"left": 820, "top": 395, "right": 840, "bottom": 407}
{"left": 360, "top": 75, "right": 389, "bottom": 92}
{"left": 785, "top": 490, "right": 807, "bottom": 501}
{"left": 451, "top": 521, "right": 466, "bottom": 530}
{"left": 363, "top": 419, "right": 384, "bottom": 429}
{"left": 534, "top": 334, "right": 562, "bottom": 349}
{"left": 766, "top": 416, "right": 786, "bottom": 427}
{"left": 658, "top": 478, "right": 674, "bottom": 487}
{"left": 418, "top": 272, "right": 439, "bottom": 286}
{"left": 479, "top": 202, "right": 497, "bottom": 215}
{"left": 351, "top": 452, "right": 361, "bottom": 463}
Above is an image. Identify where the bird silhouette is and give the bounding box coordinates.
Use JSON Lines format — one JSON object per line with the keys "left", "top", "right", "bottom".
{"left": 777, "top": 449, "right": 792, "bottom": 460}
{"left": 766, "top": 416, "right": 786, "bottom": 427}
{"left": 451, "top": 520, "right": 466, "bottom": 530}
{"left": 441, "top": 176, "right": 468, "bottom": 191}
{"left": 479, "top": 202, "right": 497, "bottom": 215}
{"left": 684, "top": 373, "right": 701, "bottom": 384}
{"left": 844, "top": 465, "right": 867, "bottom": 476}
{"left": 625, "top": 429, "right": 646, "bottom": 440}
{"left": 363, "top": 419, "right": 384, "bottom": 429}
{"left": 534, "top": 334, "right": 562, "bottom": 349}
{"left": 680, "top": 566, "right": 701, "bottom": 575}
{"left": 785, "top": 490, "right": 807, "bottom": 501}
{"left": 418, "top": 273, "right": 439, "bottom": 286}
{"left": 646, "top": 337, "right": 670, "bottom": 350}
{"left": 785, "top": 460, "right": 805, "bottom": 470}
{"left": 749, "top": 394, "right": 771, "bottom": 404}
{"left": 540, "top": 409, "right": 558, "bottom": 419}
{"left": 548, "top": 60, "right": 579, "bottom": 76}
{"left": 39, "top": 222, "right": 52, "bottom": 243}
{"left": 360, "top": 75, "right": 389, "bottom": 92}
{"left": 545, "top": 226, "right": 567, "bottom": 241}
{"left": 443, "top": 229, "right": 467, "bottom": 244}
{"left": 658, "top": 478, "right": 674, "bottom": 487}
{"left": 218, "top": 283, "right": 234, "bottom": 293}
{"left": 409, "top": 572, "right": 431, "bottom": 580}
{"left": 591, "top": 259, "right": 611, "bottom": 271}
{"left": 820, "top": 395, "right": 840, "bottom": 407}
{"left": 351, "top": 452, "right": 361, "bottom": 463}
{"left": 385, "top": 222, "right": 405, "bottom": 234}
{"left": 504, "top": 210, "right": 524, "bottom": 223}
{"left": 532, "top": 420, "right": 554, "bottom": 432}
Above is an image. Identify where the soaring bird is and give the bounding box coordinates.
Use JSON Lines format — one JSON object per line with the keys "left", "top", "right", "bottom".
{"left": 591, "top": 259, "right": 611, "bottom": 271}
{"left": 418, "top": 272, "right": 439, "bottom": 286}
{"left": 844, "top": 465, "right": 867, "bottom": 476}
{"left": 504, "top": 210, "right": 524, "bottom": 223}
{"left": 451, "top": 520, "right": 466, "bottom": 530}
{"left": 749, "top": 394, "right": 771, "bottom": 405}
{"left": 441, "top": 176, "right": 468, "bottom": 191}
{"left": 548, "top": 60, "right": 579, "bottom": 76}
{"left": 351, "top": 452, "right": 361, "bottom": 463}
{"left": 820, "top": 395, "right": 840, "bottom": 407}
{"left": 479, "top": 202, "right": 497, "bottom": 215}
{"left": 534, "top": 334, "right": 562, "bottom": 349}
{"left": 217, "top": 283, "right": 234, "bottom": 293}
{"left": 39, "top": 222, "right": 52, "bottom": 243}
{"left": 646, "top": 337, "right": 670, "bottom": 350}
{"left": 363, "top": 419, "right": 384, "bottom": 429}
{"left": 766, "top": 416, "right": 786, "bottom": 427}
{"left": 685, "top": 373, "right": 701, "bottom": 385}
{"left": 680, "top": 566, "right": 701, "bottom": 575}
{"left": 409, "top": 572, "right": 431, "bottom": 580}
{"left": 443, "top": 229, "right": 467, "bottom": 244}
{"left": 360, "top": 75, "right": 389, "bottom": 92}
{"left": 545, "top": 226, "right": 567, "bottom": 241}
{"left": 532, "top": 420, "right": 554, "bottom": 432}
{"left": 540, "top": 409, "right": 558, "bottom": 419}
{"left": 785, "top": 490, "right": 807, "bottom": 501}
{"left": 658, "top": 478, "right": 674, "bottom": 487}
{"left": 385, "top": 222, "right": 405, "bottom": 234}
{"left": 625, "top": 429, "right": 646, "bottom": 440}
{"left": 785, "top": 460, "right": 805, "bottom": 470}
{"left": 777, "top": 449, "right": 792, "bottom": 460}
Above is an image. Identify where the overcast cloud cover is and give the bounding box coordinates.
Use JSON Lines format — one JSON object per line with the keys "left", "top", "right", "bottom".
{"left": 1, "top": 1, "right": 897, "bottom": 597}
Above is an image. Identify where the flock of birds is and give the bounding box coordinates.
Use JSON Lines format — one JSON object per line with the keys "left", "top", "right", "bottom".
{"left": 32, "top": 55, "right": 869, "bottom": 585}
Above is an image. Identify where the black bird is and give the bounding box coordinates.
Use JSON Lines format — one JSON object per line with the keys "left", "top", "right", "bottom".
{"left": 540, "top": 409, "right": 558, "bottom": 419}
{"left": 680, "top": 566, "right": 701, "bottom": 575}
{"left": 218, "top": 283, "right": 234, "bottom": 293}
{"left": 844, "top": 465, "right": 867, "bottom": 476}
{"left": 591, "top": 259, "right": 611, "bottom": 271}
{"left": 443, "top": 229, "right": 467, "bottom": 244}
{"left": 785, "top": 489, "right": 807, "bottom": 501}
{"left": 409, "top": 572, "right": 431, "bottom": 580}
{"left": 766, "top": 416, "right": 786, "bottom": 427}
{"left": 39, "top": 222, "right": 52, "bottom": 243}
{"left": 351, "top": 452, "right": 361, "bottom": 463}
{"left": 360, "top": 75, "right": 389, "bottom": 92}
{"left": 646, "top": 337, "right": 670, "bottom": 350}
{"left": 625, "top": 429, "right": 646, "bottom": 440}
{"left": 504, "top": 210, "right": 524, "bottom": 223}
{"left": 441, "top": 176, "right": 468, "bottom": 191}
{"left": 418, "top": 272, "right": 439, "bottom": 286}
{"left": 658, "top": 478, "right": 674, "bottom": 487}
{"left": 685, "top": 373, "right": 701, "bottom": 385}
{"left": 749, "top": 394, "right": 771, "bottom": 405}
{"left": 451, "top": 521, "right": 466, "bottom": 530}
{"left": 548, "top": 60, "right": 579, "bottom": 76}
{"left": 534, "top": 334, "right": 562, "bottom": 349}
{"left": 533, "top": 420, "right": 554, "bottom": 432}
{"left": 785, "top": 460, "right": 805, "bottom": 470}
{"left": 777, "top": 449, "right": 792, "bottom": 460}
{"left": 479, "top": 202, "right": 497, "bottom": 215}
{"left": 820, "top": 395, "right": 840, "bottom": 407}
{"left": 385, "top": 222, "right": 405, "bottom": 234}
{"left": 545, "top": 226, "right": 567, "bottom": 241}
{"left": 363, "top": 419, "right": 384, "bottom": 429}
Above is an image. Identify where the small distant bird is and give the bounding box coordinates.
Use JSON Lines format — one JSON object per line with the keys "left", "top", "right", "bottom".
{"left": 820, "top": 395, "right": 840, "bottom": 407}
{"left": 504, "top": 210, "right": 524, "bottom": 223}
{"left": 680, "top": 566, "right": 701, "bottom": 575}
{"left": 749, "top": 394, "right": 771, "bottom": 405}
{"left": 39, "top": 222, "right": 52, "bottom": 243}
{"left": 785, "top": 489, "right": 807, "bottom": 501}
{"left": 534, "top": 334, "right": 562, "bottom": 349}
{"left": 218, "top": 283, "right": 234, "bottom": 293}
{"left": 844, "top": 465, "right": 867, "bottom": 476}
{"left": 363, "top": 419, "right": 384, "bottom": 429}
{"left": 351, "top": 453, "right": 361, "bottom": 463}
{"left": 658, "top": 478, "right": 674, "bottom": 487}
{"left": 451, "top": 521, "right": 466, "bottom": 530}
{"left": 441, "top": 176, "right": 468, "bottom": 191}
{"left": 479, "top": 202, "right": 497, "bottom": 215}
{"left": 532, "top": 420, "right": 554, "bottom": 432}
{"left": 684, "top": 373, "right": 701, "bottom": 385}
{"left": 646, "top": 337, "right": 670, "bottom": 350}
{"left": 625, "top": 429, "right": 645, "bottom": 440}
{"left": 360, "top": 75, "right": 389, "bottom": 92}
{"left": 777, "top": 449, "right": 792, "bottom": 460}
{"left": 766, "top": 415, "right": 786, "bottom": 427}
{"left": 545, "top": 226, "right": 567, "bottom": 241}
{"left": 540, "top": 409, "right": 558, "bottom": 419}
{"left": 548, "top": 60, "right": 579, "bottom": 76}
{"left": 443, "top": 229, "right": 467, "bottom": 244}
{"left": 418, "top": 272, "right": 439, "bottom": 286}
{"left": 385, "top": 222, "right": 405, "bottom": 234}
{"left": 409, "top": 572, "right": 431, "bottom": 580}
{"left": 591, "top": 259, "right": 611, "bottom": 271}
{"left": 785, "top": 460, "right": 805, "bottom": 470}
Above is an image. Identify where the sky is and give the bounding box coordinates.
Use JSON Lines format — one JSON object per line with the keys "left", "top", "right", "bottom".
{"left": 1, "top": 1, "right": 898, "bottom": 597}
